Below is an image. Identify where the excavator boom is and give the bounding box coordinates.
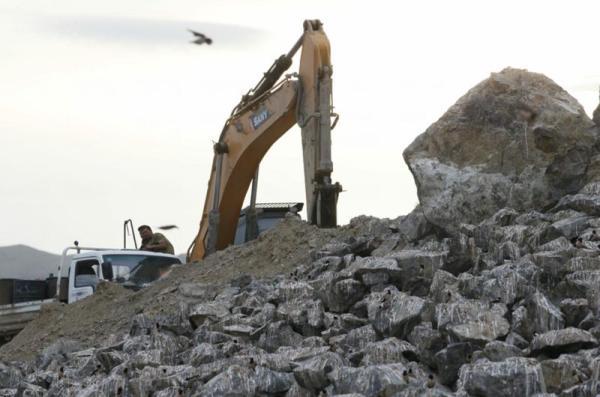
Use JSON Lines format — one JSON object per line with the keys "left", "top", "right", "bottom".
{"left": 188, "top": 20, "right": 341, "bottom": 261}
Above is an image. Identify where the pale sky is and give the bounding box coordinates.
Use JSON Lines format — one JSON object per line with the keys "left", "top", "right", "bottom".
{"left": 1, "top": 0, "right": 599, "bottom": 255}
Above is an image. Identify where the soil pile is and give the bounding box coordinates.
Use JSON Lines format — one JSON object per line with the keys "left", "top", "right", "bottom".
{"left": 0, "top": 217, "right": 340, "bottom": 362}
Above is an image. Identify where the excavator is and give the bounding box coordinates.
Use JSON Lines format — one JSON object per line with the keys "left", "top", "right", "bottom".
{"left": 187, "top": 20, "right": 342, "bottom": 261}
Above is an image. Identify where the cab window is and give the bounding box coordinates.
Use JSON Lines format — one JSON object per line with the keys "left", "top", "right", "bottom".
{"left": 74, "top": 259, "right": 99, "bottom": 288}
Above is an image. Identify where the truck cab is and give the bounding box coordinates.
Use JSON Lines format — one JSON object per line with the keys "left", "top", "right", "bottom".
{"left": 64, "top": 249, "right": 182, "bottom": 303}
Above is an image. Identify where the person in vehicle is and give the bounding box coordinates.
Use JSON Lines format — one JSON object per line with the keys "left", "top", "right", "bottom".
{"left": 138, "top": 225, "right": 175, "bottom": 254}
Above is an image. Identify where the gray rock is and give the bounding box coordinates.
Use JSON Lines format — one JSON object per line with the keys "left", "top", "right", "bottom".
{"left": 403, "top": 68, "right": 596, "bottom": 235}
{"left": 371, "top": 235, "right": 406, "bottom": 257}
{"left": 96, "top": 350, "right": 127, "bottom": 373}
{"left": 154, "top": 387, "right": 186, "bottom": 397}
{"left": 367, "top": 289, "right": 425, "bottom": 338}
{"left": 536, "top": 236, "right": 572, "bottom": 252}
{"left": 516, "top": 211, "right": 551, "bottom": 226}
{"left": 284, "top": 381, "right": 315, "bottom": 397}
{"left": 444, "top": 233, "right": 480, "bottom": 275}
{"left": 178, "top": 283, "right": 219, "bottom": 301}
{"left": 434, "top": 342, "right": 476, "bottom": 386}
{"left": 0, "top": 363, "right": 22, "bottom": 389}
{"left": 525, "top": 292, "right": 565, "bottom": 336}
{"left": 310, "top": 272, "right": 366, "bottom": 313}
{"left": 129, "top": 349, "right": 164, "bottom": 369}
{"left": 457, "top": 357, "right": 545, "bottom": 397}
{"left": 329, "top": 364, "right": 409, "bottom": 396}
{"left": 24, "top": 370, "right": 57, "bottom": 390}
{"left": 276, "top": 299, "right": 324, "bottom": 336}
{"left": 472, "top": 268, "right": 531, "bottom": 306}
{"left": 193, "top": 328, "right": 234, "bottom": 345}
{"left": 15, "top": 383, "right": 47, "bottom": 397}
{"left": 339, "top": 325, "right": 377, "bottom": 351}
{"left": 339, "top": 313, "right": 369, "bottom": 330}
{"left": 345, "top": 256, "right": 402, "bottom": 287}
{"left": 292, "top": 352, "right": 345, "bottom": 392}
{"left": 393, "top": 205, "right": 436, "bottom": 243}
{"left": 505, "top": 332, "right": 529, "bottom": 349}
{"left": 73, "top": 354, "right": 103, "bottom": 378}
{"left": 257, "top": 322, "right": 304, "bottom": 353}
{"left": 360, "top": 338, "right": 418, "bottom": 366}
{"left": 388, "top": 250, "right": 446, "bottom": 280}
{"left": 78, "top": 375, "right": 127, "bottom": 397}
{"left": 561, "top": 380, "right": 600, "bottom": 397}
{"left": 540, "top": 355, "right": 587, "bottom": 394}
{"left": 532, "top": 249, "right": 574, "bottom": 281}
{"left": 530, "top": 328, "right": 598, "bottom": 357}
{"left": 200, "top": 365, "right": 257, "bottom": 396}
{"left": 222, "top": 324, "right": 255, "bottom": 338}
{"left": 429, "top": 270, "right": 459, "bottom": 303}
{"left": 273, "top": 346, "right": 331, "bottom": 366}
{"left": 566, "top": 270, "right": 600, "bottom": 290}
{"left": 407, "top": 323, "right": 446, "bottom": 369}
{"left": 560, "top": 298, "right": 591, "bottom": 327}
{"left": 46, "top": 379, "right": 83, "bottom": 397}
{"left": 435, "top": 299, "right": 501, "bottom": 331}
{"left": 189, "top": 343, "right": 222, "bottom": 366}
{"left": 481, "top": 341, "right": 523, "bottom": 362}
{"left": 300, "top": 337, "right": 327, "bottom": 348}
{"left": 123, "top": 333, "right": 181, "bottom": 364}
{"left": 36, "top": 338, "right": 83, "bottom": 370}
{"left": 553, "top": 192, "right": 600, "bottom": 217}
{"left": 254, "top": 366, "right": 294, "bottom": 395}
{"left": 274, "top": 281, "right": 316, "bottom": 303}
{"left": 549, "top": 214, "right": 592, "bottom": 240}
{"left": 188, "top": 303, "right": 230, "bottom": 328}
{"left": 312, "top": 242, "right": 353, "bottom": 259}
{"left": 578, "top": 312, "right": 600, "bottom": 330}
{"left": 567, "top": 256, "right": 600, "bottom": 273}
{"left": 130, "top": 311, "right": 192, "bottom": 337}
{"left": 446, "top": 310, "right": 510, "bottom": 345}
{"left": 305, "top": 256, "right": 345, "bottom": 281}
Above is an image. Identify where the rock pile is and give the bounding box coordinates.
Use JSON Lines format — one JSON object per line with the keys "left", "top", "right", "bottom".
{"left": 2, "top": 68, "right": 600, "bottom": 396}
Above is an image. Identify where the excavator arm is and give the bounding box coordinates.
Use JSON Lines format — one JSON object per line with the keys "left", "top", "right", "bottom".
{"left": 188, "top": 20, "right": 341, "bottom": 261}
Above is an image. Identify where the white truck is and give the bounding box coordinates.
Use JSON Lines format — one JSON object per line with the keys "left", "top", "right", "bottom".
{"left": 0, "top": 245, "right": 182, "bottom": 344}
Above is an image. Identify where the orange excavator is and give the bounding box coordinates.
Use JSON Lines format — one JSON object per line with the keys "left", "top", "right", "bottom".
{"left": 187, "top": 20, "right": 342, "bottom": 261}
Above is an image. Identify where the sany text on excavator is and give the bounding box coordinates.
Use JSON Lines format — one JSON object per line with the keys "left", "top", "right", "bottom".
{"left": 187, "top": 20, "right": 342, "bottom": 261}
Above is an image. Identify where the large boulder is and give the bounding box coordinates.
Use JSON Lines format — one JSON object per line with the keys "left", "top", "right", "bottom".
{"left": 403, "top": 68, "right": 597, "bottom": 235}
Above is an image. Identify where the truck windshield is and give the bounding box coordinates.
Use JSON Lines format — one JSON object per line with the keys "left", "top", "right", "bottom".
{"left": 102, "top": 254, "right": 181, "bottom": 289}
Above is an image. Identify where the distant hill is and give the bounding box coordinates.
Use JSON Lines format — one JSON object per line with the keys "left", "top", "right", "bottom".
{"left": 0, "top": 245, "right": 60, "bottom": 280}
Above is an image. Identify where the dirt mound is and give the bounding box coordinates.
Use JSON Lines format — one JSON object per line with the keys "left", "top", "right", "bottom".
{"left": 0, "top": 217, "right": 341, "bottom": 362}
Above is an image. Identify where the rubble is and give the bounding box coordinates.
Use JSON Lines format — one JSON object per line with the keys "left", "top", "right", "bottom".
{"left": 2, "top": 68, "right": 600, "bottom": 395}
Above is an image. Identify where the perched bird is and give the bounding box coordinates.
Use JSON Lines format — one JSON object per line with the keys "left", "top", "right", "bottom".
{"left": 188, "top": 29, "right": 213, "bottom": 45}
{"left": 157, "top": 225, "right": 179, "bottom": 230}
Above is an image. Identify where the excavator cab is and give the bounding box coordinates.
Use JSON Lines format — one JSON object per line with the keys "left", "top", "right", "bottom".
{"left": 188, "top": 20, "right": 341, "bottom": 262}
{"left": 234, "top": 202, "right": 303, "bottom": 245}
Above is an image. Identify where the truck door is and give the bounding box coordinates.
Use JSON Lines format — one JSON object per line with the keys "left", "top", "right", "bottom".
{"left": 69, "top": 259, "right": 99, "bottom": 304}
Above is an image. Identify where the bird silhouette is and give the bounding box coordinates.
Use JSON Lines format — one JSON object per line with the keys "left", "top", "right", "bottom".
{"left": 188, "top": 29, "right": 213, "bottom": 45}
{"left": 157, "top": 225, "right": 179, "bottom": 230}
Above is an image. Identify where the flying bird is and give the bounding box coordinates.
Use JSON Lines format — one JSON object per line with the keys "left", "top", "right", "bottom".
{"left": 157, "top": 225, "right": 179, "bottom": 230}
{"left": 188, "top": 29, "right": 213, "bottom": 45}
